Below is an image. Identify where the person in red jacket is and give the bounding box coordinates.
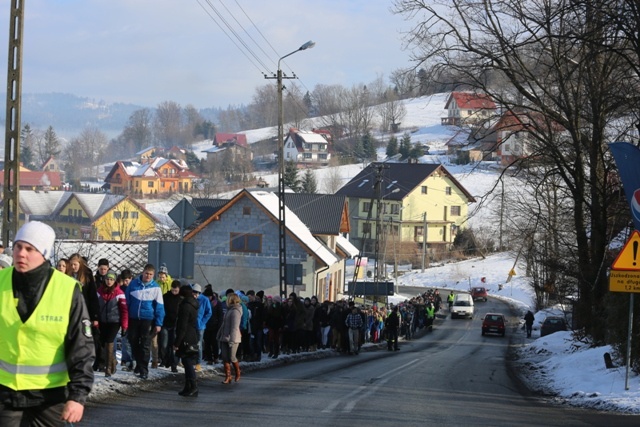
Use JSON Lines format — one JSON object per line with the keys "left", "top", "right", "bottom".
{"left": 97, "top": 270, "right": 129, "bottom": 377}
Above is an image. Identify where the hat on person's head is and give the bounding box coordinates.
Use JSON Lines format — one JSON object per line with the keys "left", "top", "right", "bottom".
{"left": 158, "top": 263, "right": 169, "bottom": 275}
{"left": 191, "top": 283, "right": 202, "bottom": 293}
{"left": 14, "top": 221, "right": 56, "bottom": 260}
{"left": 256, "top": 290, "right": 265, "bottom": 299}
{"left": 106, "top": 270, "right": 117, "bottom": 280}
{"left": 225, "top": 288, "right": 235, "bottom": 296}
{"left": 98, "top": 258, "right": 109, "bottom": 267}
{"left": 0, "top": 253, "right": 12, "bottom": 268}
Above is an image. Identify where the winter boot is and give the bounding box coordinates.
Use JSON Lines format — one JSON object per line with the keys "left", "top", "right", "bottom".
{"left": 107, "top": 343, "right": 116, "bottom": 376}
{"left": 222, "top": 362, "right": 232, "bottom": 384}
{"left": 104, "top": 343, "right": 114, "bottom": 377}
{"left": 232, "top": 361, "right": 241, "bottom": 382}
{"left": 185, "top": 379, "right": 198, "bottom": 397}
{"left": 178, "top": 380, "right": 190, "bottom": 396}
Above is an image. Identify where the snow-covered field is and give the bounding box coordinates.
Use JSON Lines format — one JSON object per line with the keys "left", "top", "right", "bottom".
{"left": 98, "top": 94, "right": 640, "bottom": 413}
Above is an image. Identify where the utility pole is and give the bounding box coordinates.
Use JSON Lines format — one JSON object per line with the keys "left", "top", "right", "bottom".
{"left": 264, "top": 40, "right": 315, "bottom": 299}
{"left": 421, "top": 211, "right": 428, "bottom": 272}
{"left": 3, "top": 0, "right": 25, "bottom": 246}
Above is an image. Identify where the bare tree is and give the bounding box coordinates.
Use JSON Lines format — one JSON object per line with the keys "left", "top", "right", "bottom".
{"left": 322, "top": 166, "right": 343, "bottom": 194}
{"left": 377, "top": 89, "right": 407, "bottom": 132}
{"left": 393, "top": 0, "right": 635, "bottom": 341}
{"left": 154, "top": 101, "right": 183, "bottom": 148}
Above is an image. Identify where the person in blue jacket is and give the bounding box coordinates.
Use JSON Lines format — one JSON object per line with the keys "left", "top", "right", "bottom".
{"left": 125, "top": 264, "right": 165, "bottom": 379}
{"left": 191, "top": 283, "right": 211, "bottom": 371}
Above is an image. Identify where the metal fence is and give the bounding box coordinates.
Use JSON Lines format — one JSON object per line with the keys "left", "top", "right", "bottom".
{"left": 55, "top": 240, "right": 148, "bottom": 275}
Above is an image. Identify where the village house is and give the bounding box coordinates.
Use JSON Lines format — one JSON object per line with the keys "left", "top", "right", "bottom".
{"left": 104, "top": 157, "right": 197, "bottom": 196}
{"left": 185, "top": 190, "right": 357, "bottom": 300}
{"left": 336, "top": 162, "right": 476, "bottom": 257}
{"left": 441, "top": 91, "right": 497, "bottom": 126}
{"left": 0, "top": 165, "right": 63, "bottom": 192}
{"left": 18, "top": 190, "right": 157, "bottom": 241}
{"left": 283, "top": 128, "right": 331, "bottom": 166}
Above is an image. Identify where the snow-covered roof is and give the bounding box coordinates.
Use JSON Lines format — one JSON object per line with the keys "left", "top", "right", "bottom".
{"left": 295, "top": 130, "right": 328, "bottom": 143}
{"left": 337, "top": 235, "right": 359, "bottom": 258}
{"left": 19, "top": 191, "right": 70, "bottom": 216}
{"left": 250, "top": 191, "right": 339, "bottom": 266}
{"left": 201, "top": 146, "right": 226, "bottom": 154}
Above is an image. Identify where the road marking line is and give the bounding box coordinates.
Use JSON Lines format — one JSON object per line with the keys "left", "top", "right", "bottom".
{"left": 322, "top": 359, "right": 420, "bottom": 413}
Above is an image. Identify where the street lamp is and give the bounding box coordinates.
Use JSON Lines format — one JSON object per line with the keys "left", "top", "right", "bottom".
{"left": 271, "top": 40, "right": 315, "bottom": 299}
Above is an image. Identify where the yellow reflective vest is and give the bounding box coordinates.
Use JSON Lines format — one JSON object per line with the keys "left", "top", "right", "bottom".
{"left": 0, "top": 267, "right": 77, "bottom": 390}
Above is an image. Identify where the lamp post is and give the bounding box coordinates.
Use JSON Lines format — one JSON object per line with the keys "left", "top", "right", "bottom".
{"left": 269, "top": 40, "right": 315, "bottom": 298}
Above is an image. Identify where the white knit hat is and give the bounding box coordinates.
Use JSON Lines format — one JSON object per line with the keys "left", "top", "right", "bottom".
{"left": 0, "top": 253, "right": 12, "bottom": 268}
{"left": 14, "top": 221, "right": 56, "bottom": 260}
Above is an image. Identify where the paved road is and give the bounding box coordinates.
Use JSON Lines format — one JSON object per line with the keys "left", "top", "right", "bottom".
{"left": 83, "top": 296, "right": 636, "bottom": 426}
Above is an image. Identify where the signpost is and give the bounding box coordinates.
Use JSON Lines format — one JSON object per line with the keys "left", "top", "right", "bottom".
{"left": 609, "top": 230, "right": 640, "bottom": 390}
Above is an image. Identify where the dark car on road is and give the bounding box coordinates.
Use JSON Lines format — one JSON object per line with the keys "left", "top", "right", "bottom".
{"left": 482, "top": 313, "right": 506, "bottom": 336}
{"left": 471, "top": 286, "right": 488, "bottom": 302}
{"left": 540, "top": 316, "right": 568, "bottom": 337}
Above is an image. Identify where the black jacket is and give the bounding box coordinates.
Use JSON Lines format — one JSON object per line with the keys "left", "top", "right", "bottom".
{"left": 174, "top": 296, "right": 199, "bottom": 352}
{"left": 162, "top": 291, "right": 182, "bottom": 329}
{"left": 0, "top": 262, "right": 95, "bottom": 408}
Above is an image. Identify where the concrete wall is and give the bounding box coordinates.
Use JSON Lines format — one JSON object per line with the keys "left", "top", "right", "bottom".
{"left": 190, "top": 195, "right": 316, "bottom": 297}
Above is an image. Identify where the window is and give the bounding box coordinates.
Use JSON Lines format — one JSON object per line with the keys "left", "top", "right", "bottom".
{"left": 451, "top": 206, "right": 461, "bottom": 216}
{"left": 362, "top": 223, "right": 371, "bottom": 234}
{"left": 362, "top": 202, "right": 371, "bottom": 213}
{"left": 123, "top": 211, "right": 129, "bottom": 219}
{"left": 136, "top": 181, "right": 139, "bottom": 187}
{"left": 68, "top": 208, "right": 72, "bottom": 216}
{"left": 111, "top": 231, "right": 121, "bottom": 238}
{"left": 230, "top": 233, "right": 262, "bottom": 253}
{"left": 243, "top": 206, "right": 251, "bottom": 216}
{"left": 113, "top": 211, "right": 122, "bottom": 219}
{"left": 390, "top": 204, "right": 400, "bottom": 215}
{"left": 446, "top": 186, "right": 452, "bottom": 195}
{"left": 414, "top": 226, "right": 424, "bottom": 239}
{"left": 303, "top": 153, "right": 312, "bottom": 159}
{"left": 421, "top": 186, "right": 427, "bottom": 194}
{"left": 319, "top": 153, "right": 328, "bottom": 160}
{"left": 148, "top": 181, "right": 154, "bottom": 188}
{"left": 131, "top": 212, "right": 139, "bottom": 219}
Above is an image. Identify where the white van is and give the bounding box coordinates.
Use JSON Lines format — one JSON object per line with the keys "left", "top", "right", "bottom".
{"left": 451, "top": 293, "right": 474, "bottom": 319}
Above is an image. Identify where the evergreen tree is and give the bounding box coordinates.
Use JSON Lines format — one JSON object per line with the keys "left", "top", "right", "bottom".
{"left": 301, "top": 168, "right": 318, "bottom": 194}
{"left": 361, "top": 131, "right": 376, "bottom": 160}
{"left": 283, "top": 160, "right": 300, "bottom": 191}
{"left": 399, "top": 132, "right": 412, "bottom": 159}
{"left": 353, "top": 138, "right": 365, "bottom": 160}
{"left": 386, "top": 135, "right": 399, "bottom": 158}
{"left": 43, "top": 126, "right": 61, "bottom": 161}
{"left": 409, "top": 142, "right": 425, "bottom": 160}
{"left": 20, "top": 144, "right": 36, "bottom": 170}
{"left": 303, "top": 91, "right": 314, "bottom": 116}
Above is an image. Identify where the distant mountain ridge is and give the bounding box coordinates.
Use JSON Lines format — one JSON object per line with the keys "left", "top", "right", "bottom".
{"left": 0, "top": 92, "right": 221, "bottom": 139}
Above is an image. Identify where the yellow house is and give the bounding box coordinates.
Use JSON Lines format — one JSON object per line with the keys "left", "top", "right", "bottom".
{"left": 105, "top": 158, "right": 197, "bottom": 196}
{"left": 336, "top": 163, "right": 475, "bottom": 255}
{"left": 18, "top": 191, "right": 157, "bottom": 241}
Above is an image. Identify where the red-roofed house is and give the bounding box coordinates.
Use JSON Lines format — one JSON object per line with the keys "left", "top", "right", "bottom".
{"left": 442, "top": 92, "right": 497, "bottom": 126}
{"left": 0, "top": 169, "right": 63, "bottom": 191}
{"left": 214, "top": 133, "right": 248, "bottom": 147}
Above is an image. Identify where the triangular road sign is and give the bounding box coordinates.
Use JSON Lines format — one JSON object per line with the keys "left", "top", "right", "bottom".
{"left": 612, "top": 230, "right": 640, "bottom": 271}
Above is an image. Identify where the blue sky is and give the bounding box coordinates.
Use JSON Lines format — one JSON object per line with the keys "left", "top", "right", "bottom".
{"left": 0, "top": 1, "right": 415, "bottom": 109}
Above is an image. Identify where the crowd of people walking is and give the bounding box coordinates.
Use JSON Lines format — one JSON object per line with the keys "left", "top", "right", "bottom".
{"left": 1, "top": 220, "right": 449, "bottom": 425}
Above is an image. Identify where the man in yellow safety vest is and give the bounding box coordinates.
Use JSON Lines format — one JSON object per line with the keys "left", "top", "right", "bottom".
{"left": 0, "top": 221, "right": 95, "bottom": 425}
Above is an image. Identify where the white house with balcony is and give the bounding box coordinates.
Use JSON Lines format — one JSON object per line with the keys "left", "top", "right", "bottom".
{"left": 283, "top": 128, "right": 331, "bottom": 166}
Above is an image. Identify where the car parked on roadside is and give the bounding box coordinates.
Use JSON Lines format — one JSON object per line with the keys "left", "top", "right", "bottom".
{"left": 471, "top": 286, "right": 488, "bottom": 302}
{"left": 451, "top": 293, "right": 474, "bottom": 319}
{"left": 540, "top": 316, "right": 568, "bottom": 337}
{"left": 482, "top": 313, "right": 507, "bottom": 336}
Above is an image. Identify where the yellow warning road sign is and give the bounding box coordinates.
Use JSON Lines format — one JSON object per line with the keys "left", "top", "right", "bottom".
{"left": 609, "top": 270, "right": 640, "bottom": 292}
{"left": 611, "top": 231, "right": 640, "bottom": 271}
